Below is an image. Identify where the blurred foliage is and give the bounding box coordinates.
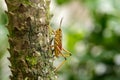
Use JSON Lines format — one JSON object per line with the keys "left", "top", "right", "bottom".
{"left": 0, "top": 7, "right": 9, "bottom": 59}
{"left": 0, "top": 1, "right": 9, "bottom": 80}
{"left": 0, "top": 25, "right": 9, "bottom": 58}
{"left": 55, "top": 0, "right": 71, "bottom": 5}
{"left": 0, "top": 0, "right": 9, "bottom": 57}
{"left": 0, "top": 12, "right": 8, "bottom": 25}
{"left": 66, "top": 29, "right": 84, "bottom": 52}
{"left": 56, "top": 0, "right": 120, "bottom": 80}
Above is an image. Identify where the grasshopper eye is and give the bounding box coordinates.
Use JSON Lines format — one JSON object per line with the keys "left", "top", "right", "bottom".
{"left": 59, "top": 29, "right": 61, "bottom": 31}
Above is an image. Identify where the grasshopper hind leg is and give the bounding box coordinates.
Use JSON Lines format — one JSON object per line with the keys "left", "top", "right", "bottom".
{"left": 54, "top": 59, "right": 66, "bottom": 72}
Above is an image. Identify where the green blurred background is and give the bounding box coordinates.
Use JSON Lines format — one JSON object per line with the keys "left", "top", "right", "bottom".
{"left": 0, "top": 0, "right": 10, "bottom": 80}
{"left": 1, "top": 0, "right": 120, "bottom": 80}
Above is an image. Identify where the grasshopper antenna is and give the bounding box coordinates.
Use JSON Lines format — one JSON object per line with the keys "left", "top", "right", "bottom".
{"left": 60, "top": 17, "right": 63, "bottom": 28}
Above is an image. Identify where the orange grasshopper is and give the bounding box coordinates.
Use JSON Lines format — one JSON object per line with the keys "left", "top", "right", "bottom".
{"left": 50, "top": 18, "right": 72, "bottom": 71}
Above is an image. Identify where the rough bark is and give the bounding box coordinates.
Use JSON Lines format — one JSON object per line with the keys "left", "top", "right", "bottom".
{"left": 6, "top": 0, "right": 56, "bottom": 80}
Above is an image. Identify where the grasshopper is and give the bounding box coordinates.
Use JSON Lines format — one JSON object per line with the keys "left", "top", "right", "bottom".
{"left": 50, "top": 18, "right": 71, "bottom": 71}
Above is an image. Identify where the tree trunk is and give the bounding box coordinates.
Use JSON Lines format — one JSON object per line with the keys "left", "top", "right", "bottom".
{"left": 6, "top": 0, "right": 56, "bottom": 80}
